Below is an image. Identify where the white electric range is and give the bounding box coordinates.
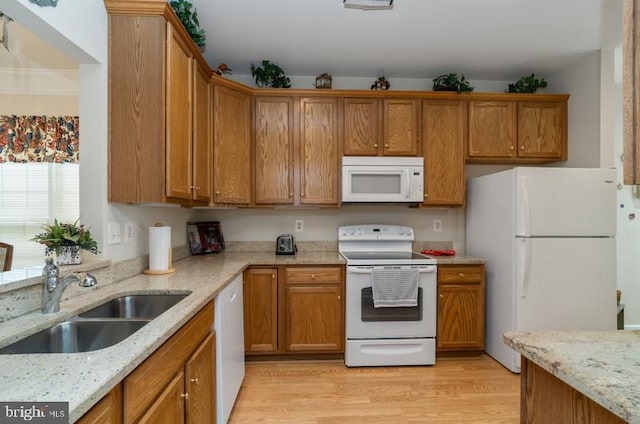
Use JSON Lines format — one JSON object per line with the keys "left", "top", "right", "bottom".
{"left": 338, "top": 225, "right": 437, "bottom": 367}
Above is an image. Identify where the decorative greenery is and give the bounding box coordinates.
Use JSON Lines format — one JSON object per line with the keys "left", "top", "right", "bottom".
{"left": 250, "top": 60, "right": 291, "bottom": 88}
{"left": 31, "top": 219, "right": 100, "bottom": 255}
{"left": 432, "top": 73, "right": 474, "bottom": 94}
{"left": 507, "top": 73, "right": 548, "bottom": 93}
{"left": 170, "top": 0, "right": 206, "bottom": 49}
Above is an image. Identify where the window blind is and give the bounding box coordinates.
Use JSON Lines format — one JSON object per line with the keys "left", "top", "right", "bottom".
{"left": 0, "top": 162, "right": 79, "bottom": 268}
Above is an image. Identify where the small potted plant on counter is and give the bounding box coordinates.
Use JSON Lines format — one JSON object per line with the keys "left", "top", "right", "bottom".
{"left": 31, "top": 219, "right": 99, "bottom": 265}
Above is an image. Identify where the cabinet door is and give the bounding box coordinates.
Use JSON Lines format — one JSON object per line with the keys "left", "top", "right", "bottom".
{"left": 243, "top": 268, "right": 278, "bottom": 353}
{"left": 343, "top": 98, "right": 380, "bottom": 156}
{"left": 517, "top": 101, "right": 566, "bottom": 160}
{"left": 213, "top": 85, "right": 252, "bottom": 204}
{"left": 254, "top": 97, "right": 294, "bottom": 204}
{"left": 382, "top": 99, "right": 420, "bottom": 156}
{"left": 165, "top": 24, "right": 193, "bottom": 201}
{"left": 185, "top": 333, "right": 215, "bottom": 424}
{"left": 192, "top": 62, "right": 212, "bottom": 203}
{"left": 422, "top": 100, "right": 465, "bottom": 206}
{"left": 467, "top": 101, "right": 516, "bottom": 159}
{"left": 284, "top": 284, "right": 343, "bottom": 352}
{"left": 437, "top": 265, "right": 485, "bottom": 351}
{"left": 137, "top": 371, "right": 185, "bottom": 424}
{"left": 299, "top": 98, "right": 340, "bottom": 205}
{"left": 76, "top": 384, "right": 122, "bottom": 424}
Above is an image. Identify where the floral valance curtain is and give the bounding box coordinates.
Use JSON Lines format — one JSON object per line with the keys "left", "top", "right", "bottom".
{"left": 0, "top": 115, "right": 79, "bottom": 163}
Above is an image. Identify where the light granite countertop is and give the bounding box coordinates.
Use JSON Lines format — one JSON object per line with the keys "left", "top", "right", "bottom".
{"left": 504, "top": 330, "right": 640, "bottom": 424}
{"left": 0, "top": 251, "right": 344, "bottom": 423}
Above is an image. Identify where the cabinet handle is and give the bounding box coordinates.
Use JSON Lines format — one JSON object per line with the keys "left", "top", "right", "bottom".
{"left": 458, "top": 273, "right": 465, "bottom": 277}
{"left": 181, "top": 393, "right": 189, "bottom": 399}
{"left": 190, "top": 377, "right": 199, "bottom": 384}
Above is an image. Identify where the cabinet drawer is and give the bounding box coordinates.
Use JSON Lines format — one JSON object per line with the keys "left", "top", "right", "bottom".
{"left": 286, "top": 267, "right": 341, "bottom": 284}
{"left": 438, "top": 265, "right": 482, "bottom": 283}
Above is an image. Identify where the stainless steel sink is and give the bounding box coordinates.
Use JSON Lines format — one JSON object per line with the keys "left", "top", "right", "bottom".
{"left": 0, "top": 319, "right": 149, "bottom": 354}
{"left": 79, "top": 293, "right": 189, "bottom": 319}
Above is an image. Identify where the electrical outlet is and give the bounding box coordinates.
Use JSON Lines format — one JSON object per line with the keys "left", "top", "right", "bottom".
{"left": 107, "top": 222, "right": 122, "bottom": 244}
{"left": 433, "top": 219, "right": 442, "bottom": 232}
{"left": 124, "top": 222, "right": 135, "bottom": 243}
{"left": 295, "top": 219, "right": 304, "bottom": 232}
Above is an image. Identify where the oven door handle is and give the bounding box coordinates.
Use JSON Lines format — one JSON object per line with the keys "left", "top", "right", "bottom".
{"left": 348, "top": 266, "right": 437, "bottom": 274}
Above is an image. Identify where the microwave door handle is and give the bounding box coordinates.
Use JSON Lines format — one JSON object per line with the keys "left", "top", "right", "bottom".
{"left": 404, "top": 170, "right": 411, "bottom": 199}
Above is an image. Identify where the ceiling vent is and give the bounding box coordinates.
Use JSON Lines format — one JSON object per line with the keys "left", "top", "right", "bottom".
{"left": 343, "top": 0, "right": 393, "bottom": 10}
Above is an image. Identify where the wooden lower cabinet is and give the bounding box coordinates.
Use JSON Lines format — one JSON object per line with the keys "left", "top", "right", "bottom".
{"left": 76, "top": 384, "right": 123, "bottom": 424}
{"left": 77, "top": 303, "right": 215, "bottom": 424}
{"left": 243, "top": 266, "right": 344, "bottom": 355}
{"left": 243, "top": 268, "right": 278, "bottom": 353}
{"left": 521, "top": 359, "right": 626, "bottom": 424}
{"left": 436, "top": 264, "right": 485, "bottom": 353}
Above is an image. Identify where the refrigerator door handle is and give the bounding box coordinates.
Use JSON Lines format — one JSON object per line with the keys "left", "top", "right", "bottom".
{"left": 518, "top": 176, "right": 531, "bottom": 236}
{"left": 518, "top": 238, "right": 531, "bottom": 298}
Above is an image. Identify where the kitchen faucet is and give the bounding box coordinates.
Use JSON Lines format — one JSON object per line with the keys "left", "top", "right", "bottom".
{"left": 41, "top": 257, "right": 97, "bottom": 313}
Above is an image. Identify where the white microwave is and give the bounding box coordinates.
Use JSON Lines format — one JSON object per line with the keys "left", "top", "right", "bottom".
{"left": 341, "top": 156, "right": 424, "bottom": 203}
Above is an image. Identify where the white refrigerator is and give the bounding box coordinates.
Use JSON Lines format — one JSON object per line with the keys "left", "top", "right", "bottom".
{"left": 466, "top": 167, "right": 617, "bottom": 373}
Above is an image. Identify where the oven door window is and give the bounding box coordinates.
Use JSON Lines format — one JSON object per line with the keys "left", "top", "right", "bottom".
{"left": 361, "top": 287, "right": 423, "bottom": 322}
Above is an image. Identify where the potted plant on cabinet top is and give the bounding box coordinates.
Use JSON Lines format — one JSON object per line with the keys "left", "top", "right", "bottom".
{"left": 432, "top": 73, "right": 474, "bottom": 93}
{"left": 31, "top": 219, "right": 99, "bottom": 265}
{"left": 250, "top": 60, "right": 292, "bottom": 88}
{"left": 507, "top": 73, "right": 548, "bottom": 93}
{"left": 169, "top": 0, "right": 206, "bottom": 50}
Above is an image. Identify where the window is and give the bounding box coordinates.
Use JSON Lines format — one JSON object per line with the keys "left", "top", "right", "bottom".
{"left": 0, "top": 162, "right": 79, "bottom": 268}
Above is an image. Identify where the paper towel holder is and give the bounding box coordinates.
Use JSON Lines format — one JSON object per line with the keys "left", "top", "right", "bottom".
{"left": 144, "top": 223, "right": 176, "bottom": 275}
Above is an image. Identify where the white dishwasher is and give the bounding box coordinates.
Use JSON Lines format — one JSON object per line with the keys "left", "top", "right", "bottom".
{"left": 214, "top": 274, "right": 245, "bottom": 423}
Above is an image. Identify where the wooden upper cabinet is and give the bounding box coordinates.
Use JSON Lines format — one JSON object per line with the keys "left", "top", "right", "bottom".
{"left": 467, "top": 97, "right": 568, "bottom": 164}
{"left": 383, "top": 99, "right": 420, "bottom": 156}
{"left": 343, "top": 98, "right": 380, "bottom": 155}
{"left": 299, "top": 97, "right": 340, "bottom": 205}
{"left": 254, "top": 97, "right": 295, "bottom": 205}
{"left": 518, "top": 101, "right": 566, "bottom": 160}
{"left": 468, "top": 100, "right": 517, "bottom": 159}
{"left": 213, "top": 84, "right": 252, "bottom": 205}
{"left": 165, "top": 24, "right": 193, "bottom": 201}
{"left": 343, "top": 98, "right": 420, "bottom": 156}
{"left": 191, "top": 62, "right": 212, "bottom": 203}
{"left": 422, "top": 100, "right": 466, "bottom": 207}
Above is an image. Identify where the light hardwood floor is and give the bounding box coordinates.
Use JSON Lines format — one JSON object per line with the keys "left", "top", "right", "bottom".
{"left": 229, "top": 354, "right": 520, "bottom": 423}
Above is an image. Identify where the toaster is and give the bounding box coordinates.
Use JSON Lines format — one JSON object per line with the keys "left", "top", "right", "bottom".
{"left": 276, "top": 234, "right": 296, "bottom": 255}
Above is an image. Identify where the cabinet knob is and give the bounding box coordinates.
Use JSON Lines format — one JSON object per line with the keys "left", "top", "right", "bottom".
{"left": 272, "top": 274, "right": 275, "bottom": 279}
{"left": 337, "top": 295, "right": 341, "bottom": 301}
{"left": 384, "top": 144, "right": 389, "bottom": 148}
{"left": 190, "top": 377, "right": 199, "bottom": 384}
{"left": 424, "top": 193, "right": 428, "bottom": 199}
{"left": 215, "top": 191, "right": 220, "bottom": 195}
{"left": 520, "top": 146, "right": 525, "bottom": 150}
{"left": 181, "top": 393, "right": 189, "bottom": 399}
{"left": 439, "top": 294, "right": 444, "bottom": 299}
{"left": 509, "top": 146, "right": 514, "bottom": 151}
{"left": 301, "top": 192, "right": 305, "bottom": 197}
{"left": 289, "top": 192, "right": 293, "bottom": 197}
{"left": 194, "top": 186, "right": 200, "bottom": 190}
{"left": 374, "top": 143, "right": 378, "bottom": 148}
{"left": 311, "top": 274, "right": 315, "bottom": 279}
{"left": 458, "top": 273, "right": 465, "bottom": 277}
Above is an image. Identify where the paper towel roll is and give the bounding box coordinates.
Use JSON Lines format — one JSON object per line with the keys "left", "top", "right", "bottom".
{"left": 148, "top": 225, "right": 172, "bottom": 272}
